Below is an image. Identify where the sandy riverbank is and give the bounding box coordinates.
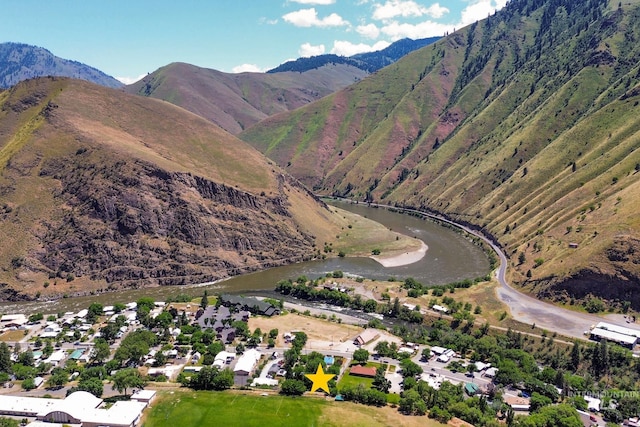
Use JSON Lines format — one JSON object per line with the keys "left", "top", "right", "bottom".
{"left": 370, "top": 241, "right": 428, "bottom": 267}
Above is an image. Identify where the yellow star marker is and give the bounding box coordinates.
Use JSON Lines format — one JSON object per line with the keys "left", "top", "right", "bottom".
{"left": 305, "top": 364, "right": 335, "bottom": 393}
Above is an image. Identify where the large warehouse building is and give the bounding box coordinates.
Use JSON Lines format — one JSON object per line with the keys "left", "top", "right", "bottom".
{"left": 590, "top": 322, "right": 640, "bottom": 348}
{"left": 0, "top": 390, "right": 152, "bottom": 427}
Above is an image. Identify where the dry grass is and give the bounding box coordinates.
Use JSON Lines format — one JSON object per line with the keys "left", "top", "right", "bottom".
{"left": 0, "top": 330, "right": 26, "bottom": 342}
{"left": 318, "top": 402, "right": 446, "bottom": 427}
{"left": 248, "top": 313, "right": 363, "bottom": 347}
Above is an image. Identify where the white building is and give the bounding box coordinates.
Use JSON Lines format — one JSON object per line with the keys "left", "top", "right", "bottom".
{"left": 234, "top": 349, "right": 261, "bottom": 385}
{"left": 432, "top": 305, "right": 449, "bottom": 314}
{"left": 590, "top": 322, "right": 640, "bottom": 348}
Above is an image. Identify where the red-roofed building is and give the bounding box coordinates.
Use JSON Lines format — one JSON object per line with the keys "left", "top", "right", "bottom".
{"left": 349, "top": 365, "right": 376, "bottom": 377}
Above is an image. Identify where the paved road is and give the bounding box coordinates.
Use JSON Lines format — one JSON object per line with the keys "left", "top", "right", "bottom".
{"left": 333, "top": 198, "right": 613, "bottom": 340}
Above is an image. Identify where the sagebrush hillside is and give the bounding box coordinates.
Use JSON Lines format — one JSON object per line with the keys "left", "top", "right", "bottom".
{"left": 240, "top": 0, "right": 640, "bottom": 309}
{"left": 125, "top": 62, "right": 368, "bottom": 134}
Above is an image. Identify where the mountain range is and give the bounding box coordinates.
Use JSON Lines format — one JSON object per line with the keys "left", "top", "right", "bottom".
{"left": 240, "top": 0, "right": 640, "bottom": 309}
{"left": 0, "top": 42, "right": 122, "bottom": 89}
{"left": 2, "top": 0, "right": 640, "bottom": 309}
{"left": 124, "top": 37, "right": 440, "bottom": 135}
{"left": 267, "top": 37, "right": 440, "bottom": 74}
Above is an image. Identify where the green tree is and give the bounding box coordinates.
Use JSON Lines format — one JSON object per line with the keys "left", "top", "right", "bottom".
{"left": 353, "top": 348, "right": 369, "bottom": 364}
{"left": 0, "top": 342, "right": 11, "bottom": 373}
{"left": 0, "top": 417, "right": 19, "bottom": 427}
{"left": 87, "top": 302, "right": 104, "bottom": 323}
{"left": 200, "top": 290, "right": 209, "bottom": 309}
{"left": 68, "top": 377, "right": 104, "bottom": 397}
{"left": 372, "top": 366, "right": 390, "bottom": 393}
{"left": 92, "top": 339, "right": 111, "bottom": 364}
{"left": 529, "top": 392, "right": 552, "bottom": 412}
{"left": 280, "top": 379, "right": 307, "bottom": 395}
{"left": 111, "top": 368, "right": 146, "bottom": 396}
{"left": 47, "top": 368, "right": 68, "bottom": 389}
{"left": 21, "top": 377, "right": 36, "bottom": 390}
{"left": 400, "top": 359, "right": 422, "bottom": 378}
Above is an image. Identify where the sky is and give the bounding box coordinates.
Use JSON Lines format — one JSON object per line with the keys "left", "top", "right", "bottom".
{"left": 1, "top": 0, "right": 507, "bottom": 84}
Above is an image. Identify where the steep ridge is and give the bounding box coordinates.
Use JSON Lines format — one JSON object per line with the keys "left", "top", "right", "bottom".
{"left": 125, "top": 62, "right": 368, "bottom": 134}
{"left": 267, "top": 37, "right": 440, "bottom": 74}
{"left": 0, "top": 42, "right": 122, "bottom": 89}
{"left": 240, "top": 0, "right": 640, "bottom": 309}
{"left": 0, "top": 77, "right": 356, "bottom": 300}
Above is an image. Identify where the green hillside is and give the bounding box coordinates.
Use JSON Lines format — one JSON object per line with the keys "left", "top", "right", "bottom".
{"left": 241, "top": 0, "right": 640, "bottom": 309}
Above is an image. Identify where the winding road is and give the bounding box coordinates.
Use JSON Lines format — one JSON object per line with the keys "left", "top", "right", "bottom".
{"left": 331, "top": 198, "right": 619, "bottom": 340}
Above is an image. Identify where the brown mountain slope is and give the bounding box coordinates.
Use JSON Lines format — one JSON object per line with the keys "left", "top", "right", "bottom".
{"left": 125, "top": 62, "right": 368, "bottom": 134}
{"left": 0, "top": 77, "right": 417, "bottom": 301}
{"left": 241, "top": 0, "right": 640, "bottom": 310}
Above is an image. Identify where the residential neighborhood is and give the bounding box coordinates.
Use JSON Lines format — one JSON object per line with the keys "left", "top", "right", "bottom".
{"left": 1, "top": 288, "right": 640, "bottom": 427}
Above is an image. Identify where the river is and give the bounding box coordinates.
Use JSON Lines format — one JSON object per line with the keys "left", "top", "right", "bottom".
{"left": 0, "top": 200, "right": 489, "bottom": 315}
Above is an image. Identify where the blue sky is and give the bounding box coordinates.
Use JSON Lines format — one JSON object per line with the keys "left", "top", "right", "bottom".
{"left": 1, "top": 0, "right": 507, "bottom": 84}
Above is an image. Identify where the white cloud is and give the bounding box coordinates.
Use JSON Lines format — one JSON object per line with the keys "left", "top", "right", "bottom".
{"left": 460, "top": 0, "right": 507, "bottom": 25}
{"left": 116, "top": 74, "right": 146, "bottom": 85}
{"left": 232, "top": 64, "right": 266, "bottom": 73}
{"left": 381, "top": 19, "right": 453, "bottom": 40}
{"left": 290, "top": 0, "right": 336, "bottom": 4}
{"left": 372, "top": 0, "right": 449, "bottom": 20}
{"left": 299, "top": 42, "right": 326, "bottom": 57}
{"left": 283, "top": 8, "right": 350, "bottom": 28}
{"left": 330, "top": 40, "right": 391, "bottom": 56}
{"left": 357, "top": 23, "right": 380, "bottom": 39}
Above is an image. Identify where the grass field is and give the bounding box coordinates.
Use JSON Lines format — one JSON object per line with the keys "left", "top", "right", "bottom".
{"left": 143, "top": 390, "right": 445, "bottom": 427}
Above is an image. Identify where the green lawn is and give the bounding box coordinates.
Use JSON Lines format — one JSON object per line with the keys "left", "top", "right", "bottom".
{"left": 144, "top": 390, "right": 327, "bottom": 427}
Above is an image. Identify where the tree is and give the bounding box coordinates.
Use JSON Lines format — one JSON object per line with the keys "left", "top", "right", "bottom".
{"left": 0, "top": 417, "right": 19, "bottom": 427}
{"left": 372, "top": 366, "right": 391, "bottom": 393}
{"left": 569, "top": 341, "right": 580, "bottom": 372}
{"left": 518, "top": 252, "right": 526, "bottom": 264}
{"left": 200, "top": 290, "right": 209, "bottom": 310}
{"left": 0, "top": 343, "right": 11, "bottom": 373}
{"left": 22, "top": 377, "right": 36, "bottom": 390}
{"left": 67, "top": 377, "right": 104, "bottom": 398}
{"left": 529, "top": 392, "right": 552, "bottom": 412}
{"left": 353, "top": 348, "right": 370, "bottom": 364}
{"left": 87, "top": 302, "right": 104, "bottom": 323}
{"left": 111, "top": 368, "right": 146, "bottom": 396}
{"left": 92, "top": 339, "right": 111, "bottom": 364}
{"left": 400, "top": 359, "right": 422, "bottom": 378}
{"left": 280, "top": 379, "right": 307, "bottom": 395}
{"left": 47, "top": 368, "right": 68, "bottom": 389}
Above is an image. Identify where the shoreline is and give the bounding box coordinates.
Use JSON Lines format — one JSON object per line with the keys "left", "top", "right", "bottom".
{"left": 370, "top": 240, "right": 428, "bottom": 267}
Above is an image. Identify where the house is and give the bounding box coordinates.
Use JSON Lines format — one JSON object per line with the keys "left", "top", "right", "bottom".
{"left": 45, "top": 350, "right": 66, "bottom": 366}
{"left": 354, "top": 329, "right": 379, "bottom": 346}
{"left": 430, "top": 346, "right": 448, "bottom": 355}
{"left": 584, "top": 395, "right": 601, "bottom": 412}
{"left": 349, "top": 365, "right": 376, "bottom": 377}
{"left": 0, "top": 314, "right": 28, "bottom": 329}
{"left": 484, "top": 367, "right": 499, "bottom": 378}
{"left": 624, "top": 417, "right": 640, "bottom": 427}
{"left": 505, "top": 396, "right": 530, "bottom": 411}
{"left": 233, "top": 349, "right": 261, "bottom": 386}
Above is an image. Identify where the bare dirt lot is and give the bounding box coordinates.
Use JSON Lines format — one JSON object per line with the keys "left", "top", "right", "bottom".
{"left": 248, "top": 313, "right": 364, "bottom": 348}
